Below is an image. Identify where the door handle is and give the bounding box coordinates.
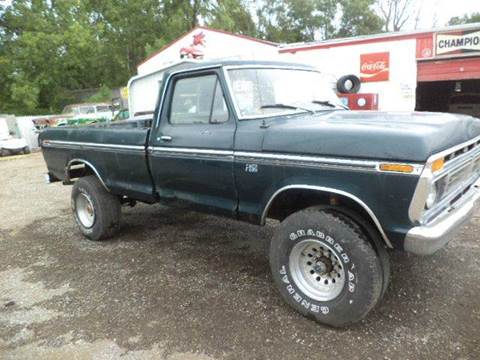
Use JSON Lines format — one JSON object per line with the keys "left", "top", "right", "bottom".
{"left": 160, "top": 135, "right": 172, "bottom": 142}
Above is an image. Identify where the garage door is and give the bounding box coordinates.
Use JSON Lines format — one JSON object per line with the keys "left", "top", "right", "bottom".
{"left": 418, "top": 57, "right": 480, "bottom": 82}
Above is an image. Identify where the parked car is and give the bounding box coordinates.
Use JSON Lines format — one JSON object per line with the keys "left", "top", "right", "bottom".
{"left": 0, "top": 118, "right": 30, "bottom": 156}
{"left": 39, "top": 60, "right": 480, "bottom": 327}
{"left": 33, "top": 103, "right": 116, "bottom": 130}
{"left": 56, "top": 103, "right": 115, "bottom": 126}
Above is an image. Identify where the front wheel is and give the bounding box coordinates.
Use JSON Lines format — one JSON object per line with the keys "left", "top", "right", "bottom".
{"left": 269, "top": 208, "right": 384, "bottom": 327}
{"left": 71, "top": 176, "right": 121, "bottom": 241}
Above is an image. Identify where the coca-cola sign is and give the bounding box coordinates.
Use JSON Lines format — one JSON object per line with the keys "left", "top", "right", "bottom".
{"left": 360, "top": 52, "right": 390, "bottom": 82}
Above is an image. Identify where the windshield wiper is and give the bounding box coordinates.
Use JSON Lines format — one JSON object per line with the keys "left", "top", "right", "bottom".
{"left": 312, "top": 100, "right": 348, "bottom": 110}
{"left": 260, "top": 103, "right": 314, "bottom": 114}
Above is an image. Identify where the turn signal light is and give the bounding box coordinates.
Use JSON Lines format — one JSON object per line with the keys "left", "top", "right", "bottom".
{"left": 431, "top": 158, "right": 445, "bottom": 173}
{"left": 379, "top": 163, "right": 414, "bottom": 173}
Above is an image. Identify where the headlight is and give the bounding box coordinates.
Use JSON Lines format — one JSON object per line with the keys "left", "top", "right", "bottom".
{"left": 425, "top": 184, "right": 437, "bottom": 209}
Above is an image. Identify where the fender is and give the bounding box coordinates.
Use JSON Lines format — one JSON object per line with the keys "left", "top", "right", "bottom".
{"left": 261, "top": 184, "right": 393, "bottom": 248}
{"left": 65, "top": 158, "right": 109, "bottom": 192}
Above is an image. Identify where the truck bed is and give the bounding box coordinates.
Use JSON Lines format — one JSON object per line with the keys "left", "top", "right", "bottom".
{"left": 40, "top": 125, "right": 155, "bottom": 202}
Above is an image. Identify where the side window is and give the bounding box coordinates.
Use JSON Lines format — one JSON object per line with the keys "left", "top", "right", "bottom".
{"left": 169, "top": 74, "right": 229, "bottom": 125}
{"left": 211, "top": 80, "right": 229, "bottom": 124}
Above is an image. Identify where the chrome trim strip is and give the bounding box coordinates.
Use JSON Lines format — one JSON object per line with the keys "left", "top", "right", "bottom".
{"left": 429, "top": 134, "right": 480, "bottom": 163}
{"left": 150, "top": 146, "right": 233, "bottom": 157}
{"left": 65, "top": 158, "right": 109, "bottom": 191}
{"left": 236, "top": 151, "right": 377, "bottom": 171}
{"left": 236, "top": 151, "right": 423, "bottom": 174}
{"left": 43, "top": 140, "right": 145, "bottom": 151}
{"left": 261, "top": 184, "right": 393, "bottom": 248}
{"left": 48, "top": 141, "right": 422, "bottom": 174}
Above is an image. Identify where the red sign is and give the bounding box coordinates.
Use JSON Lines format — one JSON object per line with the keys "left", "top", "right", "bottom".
{"left": 416, "top": 35, "right": 434, "bottom": 59}
{"left": 360, "top": 52, "right": 390, "bottom": 82}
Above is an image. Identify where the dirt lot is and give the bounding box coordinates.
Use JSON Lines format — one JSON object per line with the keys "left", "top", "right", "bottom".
{"left": 0, "top": 152, "right": 479, "bottom": 359}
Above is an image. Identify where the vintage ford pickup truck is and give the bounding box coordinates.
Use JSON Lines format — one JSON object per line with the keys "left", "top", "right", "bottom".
{"left": 40, "top": 60, "right": 480, "bottom": 327}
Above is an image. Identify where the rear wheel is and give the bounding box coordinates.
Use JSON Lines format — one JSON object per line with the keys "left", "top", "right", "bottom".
{"left": 269, "top": 208, "right": 384, "bottom": 327}
{"left": 71, "top": 176, "right": 121, "bottom": 241}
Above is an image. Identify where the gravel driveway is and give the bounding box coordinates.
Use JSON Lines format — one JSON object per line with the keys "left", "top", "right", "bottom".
{"left": 0, "top": 152, "right": 479, "bottom": 359}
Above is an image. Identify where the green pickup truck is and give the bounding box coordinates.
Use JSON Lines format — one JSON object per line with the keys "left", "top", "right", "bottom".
{"left": 40, "top": 60, "right": 480, "bottom": 327}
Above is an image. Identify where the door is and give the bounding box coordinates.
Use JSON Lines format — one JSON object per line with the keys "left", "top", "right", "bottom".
{"left": 149, "top": 69, "right": 237, "bottom": 215}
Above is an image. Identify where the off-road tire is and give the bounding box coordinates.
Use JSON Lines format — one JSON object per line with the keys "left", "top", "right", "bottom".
{"left": 337, "top": 74, "right": 361, "bottom": 94}
{"left": 270, "top": 208, "right": 383, "bottom": 327}
{"left": 71, "top": 176, "right": 120, "bottom": 241}
{"left": 327, "top": 208, "right": 391, "bottom": 300}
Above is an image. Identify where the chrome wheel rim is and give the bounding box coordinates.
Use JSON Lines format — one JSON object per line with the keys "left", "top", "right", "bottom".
{"left": 76, "top": 193, "right": 95, "bottom": 228}
{"left": 289, "top": 239, "right": 345, "bottom": 302}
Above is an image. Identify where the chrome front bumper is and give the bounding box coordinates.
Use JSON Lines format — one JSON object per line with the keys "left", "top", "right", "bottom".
{"left": 404, "top": 181, "right": 480, "bottom": 255}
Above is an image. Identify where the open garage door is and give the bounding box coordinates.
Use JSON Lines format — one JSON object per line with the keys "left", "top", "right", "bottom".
{"left": 417, "top": 57, "right": 480, "bottom": 82}
{"left": 416, "top": 57, "right": 480, "bottom": 118}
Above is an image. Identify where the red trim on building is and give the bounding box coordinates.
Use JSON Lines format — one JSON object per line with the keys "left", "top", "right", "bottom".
{"left": 417, "top": 57, "right": 480, "bottom": 82}
{"left": 137, "top": 26, "right": 277, "bottom": 68}
{"left": 279, "top": 32, "right": 435, "bottom": 54}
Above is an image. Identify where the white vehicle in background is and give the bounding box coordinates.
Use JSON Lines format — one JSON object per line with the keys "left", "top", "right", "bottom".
{"left": 56, "top": 103, "right": 115, "bottom": 126}
{"left": 0, "top": 118, "right": 30, "bottom": 156}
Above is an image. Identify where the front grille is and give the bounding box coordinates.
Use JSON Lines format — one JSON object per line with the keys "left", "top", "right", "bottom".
{"left": 423, "top": 140, "right": 480, "bottom": 223}
{"left": 444, "top": 138, "right": 480, "bottom": 165}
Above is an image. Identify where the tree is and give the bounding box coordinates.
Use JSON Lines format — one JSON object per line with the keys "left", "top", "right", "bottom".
{"left": 206, "top": 0, "right": 257, "bottom": 36}
{"left": 448, "top": 12, "right": 480, "bottom": 26}
{"left": 0, "top": 0, "right": 190, "bottom": 114}
{"left": 376, "top": 0, "right": 415, "bottom": 32}
{"left": 337, "top": 0, "right": 384, "bottom": 37}
{"left": 256, "top": 0, "right": 337, "bottom": 43}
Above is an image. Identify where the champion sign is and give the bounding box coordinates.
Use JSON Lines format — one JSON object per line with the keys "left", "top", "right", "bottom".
{"left": 436, "top": 29, "right": 480, "bottom": 56}
{"left": 360, "top": 52, "right": 389, "bottom": 82}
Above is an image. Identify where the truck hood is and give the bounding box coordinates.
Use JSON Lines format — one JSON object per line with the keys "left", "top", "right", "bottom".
{"left": 261, "top": 111, "right": 480, "bottom": 162}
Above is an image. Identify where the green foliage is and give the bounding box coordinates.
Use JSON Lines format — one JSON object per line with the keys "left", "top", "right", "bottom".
{"left": 449, "top": 12, "right": 480, "bottom": 26}
{"left": 257, "top": 0, "right": 337, "bottom": 43}
{"left": 336, "top": 0, "right": 384, "bottom": 38}
{"left": 0, "top": 0, "right": 386, "bottom": 115}
{"left": 86, "top": 85, "right": 113, "bottom": 103}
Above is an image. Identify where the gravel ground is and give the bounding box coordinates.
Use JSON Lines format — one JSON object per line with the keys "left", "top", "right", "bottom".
{"left": 0, "top": 152, "right": 479, "bottom": 359}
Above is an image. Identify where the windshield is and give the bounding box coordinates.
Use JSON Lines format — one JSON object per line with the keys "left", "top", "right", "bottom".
{"left": 227, "top": 68, "right": 343, "bottom": 118}
{"left": 78, "top": 106, "right": 95, "bottom": 114}
{"left": 96, "top": 105, "right": 110, "bottom": 112}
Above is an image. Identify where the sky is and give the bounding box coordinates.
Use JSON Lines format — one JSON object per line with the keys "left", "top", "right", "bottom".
{"left": 411, "top": 0, "right": 480, "bottom": 29}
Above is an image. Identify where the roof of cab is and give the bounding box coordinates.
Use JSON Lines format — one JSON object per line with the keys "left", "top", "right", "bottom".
{"left": 163, "top": 60, "right": 317, "bottom": 75}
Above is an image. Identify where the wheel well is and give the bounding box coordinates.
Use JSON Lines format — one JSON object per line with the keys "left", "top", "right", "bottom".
{"left": 65, "top": 160, "right": 108, "bottom": 191}
{"left": 263, "top": 188, "right": 391, "bottom": 248}
{"left": 66, "top": 161, "right": 95, "bottom": 181}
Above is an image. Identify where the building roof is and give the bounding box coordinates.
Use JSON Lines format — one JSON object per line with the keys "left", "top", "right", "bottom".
{"left": 137, "top": 26, "right": 278, "bottom": 68}
{"left": 280, "top": 22, "right": 480, "bottom": 53}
